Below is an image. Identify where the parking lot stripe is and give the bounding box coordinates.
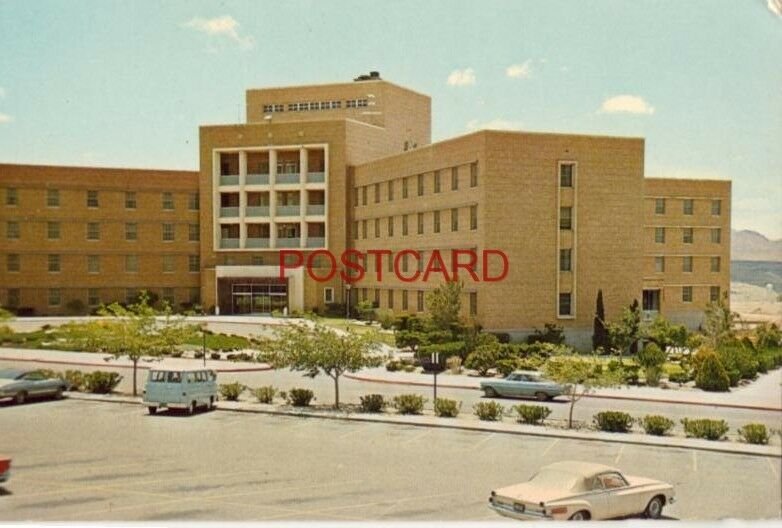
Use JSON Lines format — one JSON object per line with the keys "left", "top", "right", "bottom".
{"left": 541, "top": 439, "right": 559, "bottom": 457}
{"left": 400, "top": 429, "right": 432, "bottom": 445}
{"left": 471, "top": 432, "right": 495, "bottom": 450}
{"left": 767, "top": 457, "right": 779, "bottom": 479}
{"left": 614, "top": 445, "right": 625, "bottom": 463}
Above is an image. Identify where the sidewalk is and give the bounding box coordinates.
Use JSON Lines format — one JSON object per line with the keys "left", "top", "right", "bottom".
{"left": 0, "top": 347, "right": 271, "bottom": 373}
{"left": 66, "top": 391, "right": 782, "bottom": 458}
{"left": 344, "top": 367, "right": 782, "bottom": 412}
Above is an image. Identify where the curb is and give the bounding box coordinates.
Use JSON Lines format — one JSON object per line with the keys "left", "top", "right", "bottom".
{"left": 64, "top": 393, "right": 782, "bottom": 459}
{"left": 0, "top": 355, "right": 273, "bottom": 373}
{"left": 343, "top": 372, "right": 782, "bottom": 413}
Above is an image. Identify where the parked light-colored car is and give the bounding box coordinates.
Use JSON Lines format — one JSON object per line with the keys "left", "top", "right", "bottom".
{"left": 480, "top": 370, "right": 564, "bottom": 401}
{"left": 0, "top": 456, "right": 10, "bottom": 484}
{"left": 489, "top": 461, "right": 675, "bottom": 520}
{"left": 142, "top": 368, "right": 218, "bottom": 415}
{"left": 0, "top": 368, "right": 67, "bottom": 405}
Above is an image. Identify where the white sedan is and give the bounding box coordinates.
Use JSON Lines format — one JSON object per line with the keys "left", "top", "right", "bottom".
{"left": 489, "top": 461, "right": 675, "bottom": 521}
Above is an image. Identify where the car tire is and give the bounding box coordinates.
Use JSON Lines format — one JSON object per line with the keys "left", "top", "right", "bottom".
{"left": 209, "top": 396, "right": 215, "bottom": 410}
{"left": 14, "top": 391, "right": 27, "bottom": 405}
{"left": 535, "top": 391, "right": 548, "bottom": 402}
{"left": 645, "top": 495, "right": 665, "bottom": 519}
{"left": 569, "top": 510, "right": 590, "bottom": 520}
{"left": 148, "top": 406, "right": 157, "bottom": 415}
{"left": 54, "top": 387, "right": 64, "bottom": 400}
{"left": 484, "top": 387, "right": 498, "bottom": 398}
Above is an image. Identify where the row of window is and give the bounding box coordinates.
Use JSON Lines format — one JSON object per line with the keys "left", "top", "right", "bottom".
{"left": 5, "top": 221, "right": 200, "bottom": 242}
{"left": 5, "top": 254, "right": 200, "bottom": 274}
{"left": 653, "top": 256, "right": 722, "bottom": 273}
{"left": 357, "top": 287, "right": 478, "bottom": 316}
{"left": 355, "top": 163, "right": 479, "bottom": 206}
{"left": 354, "top": 206, "right": 478, "bottom": 239}
{"left": 683, "top": 286, "right": 721, "bottom": 303}
{"left": 653, "top": 227, "right": 722, "bottom": 244}
{"left": 3, "top": 287, "right": 201, "bottom": 309}
{"left": 3, "top": 188, "right": 199, "bottom": 211}
{"left": 653, "top": 197, "right": 722, "bottom": 216}
{"left": 262, "top": 99, "right": 369, "bottom": 114}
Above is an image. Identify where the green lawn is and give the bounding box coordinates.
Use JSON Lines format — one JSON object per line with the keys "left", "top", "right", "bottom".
{"left": 315, "top": 317, "right": 396, "bottom": 347}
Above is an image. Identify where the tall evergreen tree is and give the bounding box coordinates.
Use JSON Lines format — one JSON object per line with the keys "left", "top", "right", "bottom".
{"left": 592, "top": 289, "right": 609, "bottom": 351}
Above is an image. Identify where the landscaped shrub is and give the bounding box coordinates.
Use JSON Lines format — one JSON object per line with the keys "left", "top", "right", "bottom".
{"left": 668, "top": 370, "right": 692, "bottom": 385}
{"left": 219, "top": 382, "right": 245, "bottom": 401}
{"left": 694, "top": 349, "right": 730, "bottom": 392}
{"left": 473, "top": 401, "right": 504, "bottom": 421}
{"left": 287, "top": 388, "right": 315, "bottom": 407}
{"left": 392, "top": 394, "right": 426, "bottom": 415}
{"left": 210, "top": 352, "right": 221, "bottom": 360}
{"left": 376, "top": 309, "right": 396, "bottom": 330}
{"left": 681, "top": 418, "right": 729, "bottom": 440}
{"left": 737, "top": 423, "right": 770, "bottom": 445}
{"left": 446, "top": 355, "right": 462, "bottom": 374}
{"left": 637, "top": 343, "right": 666, "bottom": 387}
{"left": 250, "top": 385, "right": 278, "bottom": 404}
{"left": 61, "top": 370, "right": 85, "bottom": 391}
{"left": 513, "top": 404, "right": 551, "bottom": 425}
{"left": 403, "top": 364, "right": 416, "bottom": 373}
{"left": 465, "top": 345, "right": 500, "bottom": 376}
{"left": 718, "top": 345, "right": 758, "bottom": 382}
{"left": 726, "top": 369, "right": 741, "bottom": 387}
{"left": 638, "top": 415, "right": 675, "bottom": 436}
{"left": 496, "top": 358, "right": 520, "bottom": 377}
{"left": 419, "top": 341, "right": 468, "bottom": 362}
{"left": 593, "top": 411, "right": 634, "bottom": 433}
{"left": 434, "top": 398, "right": 461, "bottom": 417}
{"left": 385, "top": 360, "right": 401, "bottom": 372}
{"left": 527, "top": 323, "right": 565, "bottom": 345}
{"left": 83, "top": 371, "right": 122, "bottom": 394}
{"left": 359, "top": 394, "right": 386, "bottom": 413}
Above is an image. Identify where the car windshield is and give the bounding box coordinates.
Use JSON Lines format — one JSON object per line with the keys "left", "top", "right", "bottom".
{"left": 0, "top": 369, "right": 24, "bottom": 380}
{"left": 529, "top": 469, "right": 581, "bottom": 491}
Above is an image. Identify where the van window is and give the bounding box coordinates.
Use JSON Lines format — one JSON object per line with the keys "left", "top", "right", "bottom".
{"left": 207, "top": 371, "right": 216, "bottom": 381}
{"left": 167, "top": 371, "right": 182, "bottom": 383}
{"left": 186, "top": 372, "right": 196, "bottom": 383}
{"left": 150, "top": 371, "right": 167, "bottom": 382}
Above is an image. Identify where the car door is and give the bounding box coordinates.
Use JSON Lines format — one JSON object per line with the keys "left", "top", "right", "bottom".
{"left": 581, "top": 476, "right": 611, "bottom": 519}
{"left": 21, "top": 371, "right": 50, "bottom": 395}
{"left": 514, "top": 374, "right": 533, "bottom": 397}
{"left": 598, "top": 472, "right": 638, "bottom": 518}
{"left": 502, "top": 374, "right": 520, "bottom": 397}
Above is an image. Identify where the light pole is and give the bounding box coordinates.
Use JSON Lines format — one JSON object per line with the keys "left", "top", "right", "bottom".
{"left": 201, "top": 323, "right": 208, "bottom": 367}
{"left": 345, "top": 284, "right": 352, "bottom": 320}
{"left": 431, "top": 351, "right": 440, "bottom": 403}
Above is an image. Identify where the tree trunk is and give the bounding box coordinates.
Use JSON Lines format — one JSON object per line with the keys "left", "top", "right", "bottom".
{"left": 568, "top": 392, "right": 576, "bottom": 429}
{"left": 333, "top": 375, "right": 340, "bottom": 409}
{"left": 132, "top": 357, "right": 138, "bottom": 397}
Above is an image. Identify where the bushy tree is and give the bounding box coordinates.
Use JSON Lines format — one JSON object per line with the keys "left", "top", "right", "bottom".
{"left": 644, "top": 315, "right": 689, "bottom": 351}
{"left": 754, "top": 322, "right": 781, "bottom": 350}
{"left": 592, "top": 289, "right": 610, "bottom": 352}
{"left": 464, "top": 333, "right": 501, "bottom": 376}
{"left": 606, "top": 300, "right": 642, "bottom": 361}
{"left": 637, "top": 343, "right": 666, "bottom": 386}
{"left": 703, "top": 293, "right": 738, "bottom": 347}
{"left": 694, "top": 348, "right": 730, "bottom": 392}
{"left": 425, "top": 281, "right": 463, "bottom": 331}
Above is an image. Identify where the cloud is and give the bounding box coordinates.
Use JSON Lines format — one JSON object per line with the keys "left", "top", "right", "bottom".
{"left": 0, "top": 113, "right": 13, "bottom": 123}
{"left": 599, "top": 95, "right": 655, "bottom": 115}
{"left": 447, "top": 68, "right": 476, "bottom": 86}
{"left": 466, "top": 118, "right": 524, "bottom": 131}
{"left": 769, "top": 0, "right": 781, "bottom": 17}
{"left": 505, "top": 60, "right": 532, "bottom": 79}
{"left": 183, "top": 15, "right": 254, "bottom": 49}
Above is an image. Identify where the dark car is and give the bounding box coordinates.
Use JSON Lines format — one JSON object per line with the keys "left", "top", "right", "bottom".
{"left": 0, "top": 368, "right": 67, "bottom": 404}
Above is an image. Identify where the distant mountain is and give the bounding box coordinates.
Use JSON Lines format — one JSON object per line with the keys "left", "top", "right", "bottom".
{"left": 731, "top": 230, "right": 782, "bottom": 262}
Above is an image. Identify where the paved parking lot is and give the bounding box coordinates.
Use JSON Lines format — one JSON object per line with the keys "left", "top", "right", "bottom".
{"left": 1, "top": 398, "right": 780, "bottom": 521}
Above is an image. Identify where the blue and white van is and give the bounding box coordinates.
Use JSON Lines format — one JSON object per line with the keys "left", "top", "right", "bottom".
{"left": 142, "top": 368, "right": 218, "bottom": 415}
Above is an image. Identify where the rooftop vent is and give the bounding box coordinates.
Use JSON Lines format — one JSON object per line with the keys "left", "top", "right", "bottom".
{"left": 354, "top": 71, "right": 381, "bottom": 82}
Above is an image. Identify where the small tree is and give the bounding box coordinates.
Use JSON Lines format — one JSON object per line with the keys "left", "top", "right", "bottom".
{"left": 265, "top": 323, "right": 383, "bottom": 408}
{"left": 643, "top": 315, "right": 689, "bottom": 352}
{"left": 605, "top": 301, "right": 642, "bottom": 362}
{"left": 543, "top": 356, "right": 624, "bottom": 428}
{"left": 592, "top": 289, "right": 610, "bottom": 352}
{"left": 703, "top": 294, "right": 738, "bottom": 348}
{"left": 637, "top": 343, "right": 666, "bottom": 386}
{"left": 694, "top": 348, "right": 730, "bottom": 392}
{"left": 425, "top": 281, "right": 463, "bottom": 331}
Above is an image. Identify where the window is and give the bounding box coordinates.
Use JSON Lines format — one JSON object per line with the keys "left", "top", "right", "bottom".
{"left": 162, "top": 192, "right": 174, "bottom": 210}
{"left": 162, "top": 288, "right": 175, "bottom": 306}
{"left": 683, "top": 256, "right": 693, "bottom": 272}
{"left": 324, "top": 287, "right": 335, "bottom": 304}
{"left": 374, "top": 183, "right": 380, "bottom": 203}
{"left": 47, "top": 221, "right": 61, "bottom": 240}
{"left": 353, "top": 221, "right": 359, "bottom": 240}
{"left": 451, "top": 208, "right": 459, "bottom": 231}
{"left": 189, "top": 223, "right": 200, "bottom": 242}
{"left": 402, "top": 254, "right": 409, "bottom": 273}
{"left": 252, "top": 255, "right": 263, "bottom": 266}
{"left": 654, "top": 227, "right": 665, "bottom": 244}
{"left": 387, "top": 289, "right": 394, "bottom": 309}
{"left": 417, "top": 251, "right": 425, "bottom": 273}
{"left": 48, "top": 254, "right": 61, "bottom": 273}
{"left": 560, "top": 207, "right": 572, "bottom": 230}
{"left": 655, "top": 256, "right": 665, "bottom": 272}
{"left": 86, "top": 222, "right": 100, "bottom": 241}
{"left": 162, "top": 255, "right": 175, "bottom": 273}
{"left": 558, "top": 293, "right": 572, "bottom": 316}
{"left": 402, "top": 177, "right": 409, "bottom": 198}
{"left": 352, "top": 187, "right": 358, "bottom": 205}
{"left": 388, "top": 180, "right": 394, "bottom": 201}
{"left": 470, "top": 205, "right": 478, "bottom": 230}
{"left": 710, "top": 286, "right": 720, "bottom": 302}
{"left": 7, "top": 254, "right": 19, "bottom": 272}
{"left": 189, "top": 192, "right": 200, "bottom": 211}
{"left": 417, "top": 174, "right": 424, "bottom": 196}
{"left": 655, "top": 198, "right": 665, "bottom": 215}
{"left": 560, "top": 249, "right": 572, "bottom": 272}
{"left": 417, "top": 291, "right": 424, "bottom": 312}
{"left": 470, "top": 162, "right": 478, "bottom": 187}
{"left": 402, "top": 215, "right": 408, "bottom": 236}
{"left": 7, "top": 288, "right": 20, "bottom": 307}
{"left": 388, "top": 254, "right": 394, "bottom": 273}
{"left": 6, "top": 221, "right": 19, "bottom": 239}
{"left": 451, "top": 167, "right": 459, "bottom": 190}
{"left": 402, "top": 290, "right": 409, "bottom": 311}
{"left": 362, "top": 186, "right": 367, "bottom": 206}
{"left": 469, "top": 292, "right": 477, "bottom": 316}
{"left": 433, "top": 210, "right": 441, "bottom": 233}
{"left": 374, "top": 218, "right": 380, "bottom": 238}
{"left": 125, "top": 192, "right": 137, "bottom": 209}
{"left": 162, "top": 223, "right": 175, "bottom": 242}
{"left": 88, "top": 289, "right": 100, "bottom": 307}
{"left": 361, "top": 220, "right": 367, "bottom": 239}
{"left": 711, "top": 228, "right": 721, "bottom": 244}
{"left": 599, "top": 473, "right": 628, "bottom": 490}
{"left": 47, "top": 189, "right": 60, "bottom": 207}
{"left": 683, "top": 228, "right": 694, "bottom": 244}
{"left": 5, "top": 188, "right": 18, "bottom": 206}
{"left": 711, "top": 199, "right": 721, "bottom": 216}
{"left": 682, "top": 286, "right": 693, "bottom": 303}
{"left": 87, "top": 255, "right": 100, "bottom": 274}
{"left": 125, "top": 223, "right": 138, "bottom": 241}
{"left": 374, "top": 289, "right": 380, "bottom": 306}
{"left": 387, "top": 216, "right": 394, "bottom": 237}
{"left": 417, "top": 213, "right": 424, "bottom": 235}
{"left": 434, "top": 171, "right": 441, "bottom": 193}
{"left": 48, "top": 288, "right": 62, "bottom": 307}
{"left": 560, "top": 164, "right": 574, "bottom": 187}
{"left": 711, "top": 256, "right": 721, "bottom": 272}
{"left": 683, "top": 199, "right": 694, "bottom": 215}
{"left": 87, "top": 190, "right": 99, "bottom": 208}
{"left": 189, "top": 255, "right": 200, "bottom": 273}
{"left": 126, "top": 289, "right": 138, "bottom": 304}
{"left": 125, "top": 255, "right": 139, "bottom": 273}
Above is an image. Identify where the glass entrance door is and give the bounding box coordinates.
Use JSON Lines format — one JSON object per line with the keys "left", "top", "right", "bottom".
{"left": 230, "top": 282, "right": 287, "bottom": 314}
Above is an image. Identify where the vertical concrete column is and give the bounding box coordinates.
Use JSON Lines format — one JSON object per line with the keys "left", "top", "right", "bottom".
{"left": 239, "top": 151, "right": 247, "bottom": 248}
{"left": 300, "top": 148, "right": 308, "bottom": 248}
{"left": 269, "top": 149, "right": 278, "bottom": 248}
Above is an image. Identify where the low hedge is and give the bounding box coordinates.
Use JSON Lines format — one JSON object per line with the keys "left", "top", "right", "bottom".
{"left": 474, "top": 401, "right": 504, "bottom": 421}
{"left": 83, "top": 371, "right": 122, "bottom": 394}
{"left": 392, "top": 394, "right": 426, "bottom": 415}
{"left": 360, "top": 394, "right": 386, "bottom": 413}
{"left": 737, "top": 423, "right": 770, "bottom": 445}
{"left": 219, "top": 382, "right": 245, "bottom": 401}
{"left": 434, "top": 398, "right": 461, "bottom": 418}
{"left": 681, "top": 418, "right": 729, "bottom": 440}
{"left": 287, "top": 388, "right": 315, "bottom": 407}
{"left": 638, "top": 415, "right": 675, "bottom": 436}
{"left": 513, "top": 404, "right": 551, "bottom": 425}
{"left": 593, "top": 411, "right": 633, "bottom": 433}
{"left": 250, "top": 385, "right": 277, "bottom": 404}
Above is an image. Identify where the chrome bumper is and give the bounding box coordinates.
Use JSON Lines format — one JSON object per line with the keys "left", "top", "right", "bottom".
{"left": 489, "top": 501, "right": 551, "bottom": 521}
